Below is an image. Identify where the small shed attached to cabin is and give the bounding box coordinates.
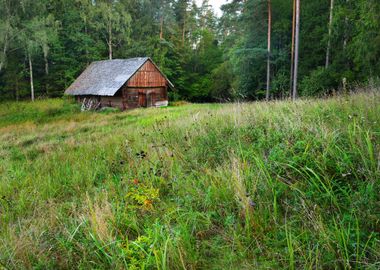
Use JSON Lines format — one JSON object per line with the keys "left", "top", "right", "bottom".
{"left": 65, "top": 57, "right": 173, "bottom": 110}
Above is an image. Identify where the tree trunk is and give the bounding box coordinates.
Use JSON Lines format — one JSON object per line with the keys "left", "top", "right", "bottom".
{"left": 182, "top": 6, "right": 187, "bottom": 47}
{"left": 292, "top": 0, "right": 300, "bottom": 101}
{"left": 44, "top": 53, "right": 49, "bottom": 75}
{"left": 182, "top": 17, "right": 186, "bottom": 46}
{"left": 84, "top": 18, "right": 89, "bottom": 65}
{"left": 44, "top": 48, "right": 49, "bottom": 95}
{"left": 343, "top": 16, "right": 348, "bottom": 49}
{"left": 108, "top": 41, "right": 112, "bottom": 60}
{"left": 108, "top": 22, "right": 113, "bottom": 60}
{"left": 15, "top": 77, "right": 19, "bottom": 101}
{"left": 266, "top": 0, "right": 272, "bottom": 101}
{"left": 160, "top": 15, "right": 164, "bottom": 40}
{"left": 290, "top": 0, "right": 296, "bottom": 97}
{"left": 28, "top": 52, "right": 35, "bottom": 102}
{"left": 0, "top": 32, "right": 8, "bottom": 73}
{"left": 343, "top": 0, "right": 349, "bottom": 50}
{"left": 325, "top": 0, "right": 334, "bottom": 69}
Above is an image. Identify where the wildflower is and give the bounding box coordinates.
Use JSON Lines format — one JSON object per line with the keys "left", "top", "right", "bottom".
{"left": 136, "top": 150, "right": 147, "bottom": 159}
{"left": 249, "top": 200, "right": 256, "bottom": 207}
{"left": 133, "top": 179, "right": 139, "bottom": 185}
{"left": 144, "top": 199, "right": 153, "bottom": 209}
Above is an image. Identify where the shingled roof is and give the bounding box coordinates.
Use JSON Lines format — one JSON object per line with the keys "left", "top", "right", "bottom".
{"left": 65, "top": 57, "right": 173, "bottom": 96}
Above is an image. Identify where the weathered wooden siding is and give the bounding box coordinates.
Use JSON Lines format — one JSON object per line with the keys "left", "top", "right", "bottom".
{"left": 127, "top": 60, "right": 167, "bottom": 88}
{"left": 77, "top": 95, "right": 126, "bottom": 110}
{"left": 77, "top": 86, "right": 168, "bottom": 110}
{"left": 124, "top": 87, "right": 168, "bottom": 108}
{"left": 100, "top": 96, "right": 126, "bottom": 110}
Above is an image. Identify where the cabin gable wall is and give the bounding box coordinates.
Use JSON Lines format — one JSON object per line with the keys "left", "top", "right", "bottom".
{"left": 127, "top": 60, "right": 167, "bottom": 88}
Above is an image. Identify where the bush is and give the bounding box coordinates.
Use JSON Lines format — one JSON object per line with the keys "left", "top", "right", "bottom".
{"left": 210, "top": 62, "right": 235, "bottom": 101}
{"left": 272, "top": 72, "right": 290, "bottom": 98}
{"left": 300, "top": 67, "right": 338, "bottom": 96}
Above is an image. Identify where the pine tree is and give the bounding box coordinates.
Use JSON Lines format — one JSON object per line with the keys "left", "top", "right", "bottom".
{"left": 266, "top": 0, "right": 272, "bottom": 101}
{"left": 292, "top": 0, "right": 300, "bottom": 100}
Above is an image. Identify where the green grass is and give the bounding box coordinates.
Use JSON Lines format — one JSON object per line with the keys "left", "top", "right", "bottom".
{"left": 0, "top": 91, "right": 379, "bottom": 269}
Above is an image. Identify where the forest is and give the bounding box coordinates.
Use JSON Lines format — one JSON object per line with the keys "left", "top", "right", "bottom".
{"left": 1, "top": 0, "right": 380, "bottom": 102}
{"left": 1, "top": 1, "right": 380, "bottom": 269}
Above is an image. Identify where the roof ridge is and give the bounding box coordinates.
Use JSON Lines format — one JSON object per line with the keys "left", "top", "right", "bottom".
{"left": 92, "top": 57, "right": 149, "bottom": 63}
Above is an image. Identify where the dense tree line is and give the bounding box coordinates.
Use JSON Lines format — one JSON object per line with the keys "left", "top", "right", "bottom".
{"left": 0, "top": 0, "right": 379, "bottom": 102}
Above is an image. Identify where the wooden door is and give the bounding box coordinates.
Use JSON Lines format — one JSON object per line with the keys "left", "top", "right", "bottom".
{"left": 147, "top": 93, "right": 155, "bottom": 107}
{"left": 138, "top": 92, "right": 146, "bottom": 107}
{"left": 151, "top": 93, "right": 156, "bottom": 106}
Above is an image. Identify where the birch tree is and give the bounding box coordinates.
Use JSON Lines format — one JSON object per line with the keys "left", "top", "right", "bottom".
{"left": 41, "top": 15, "right": 59, "bottom": 77}
{"left": 76, "top": 0, "right": 93, "bottom": 64}
{"left": 325, "top": 0, "right": 334, "bottom": 68}
{"left": 19, "top": 18, "right": 43, "bottom": 102}
{"left": 33, "top": 14, "right": 59, "bottom": 95}
{"left": 0, "top": 20, "right": 10, "bottom": 73}
{"left": 94, "top": 0, "right": 131, "bottom": 60}
{"left": 0, "top": 0, "right": 15, "bottom": 73}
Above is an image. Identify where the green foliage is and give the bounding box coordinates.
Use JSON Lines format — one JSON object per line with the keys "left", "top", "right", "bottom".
{"left": 1, "top": 0, "right": 380, "bottom": 101}
{"left": 0, "top": 91, "right": 379, "bottom": 268}
{"left": 122, "top": 234, "right": 156, "bottom": 269}
{"left": 210, "top": 61, "right": 235, "bottom": 101}
{"left": 300, "top": 67, "right": 338, "bottom": 96}
{"left": 126, "top": 179, "right": 160, "bottom": 211}
{"left": 271, "top": 71, "right": 289, "bottom": 98}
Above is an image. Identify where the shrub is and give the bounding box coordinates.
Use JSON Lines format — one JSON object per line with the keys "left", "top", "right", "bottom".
{"left": 272, "top": 72, "right": 290, "bottom": 98}
{"left": 210, "top": 62, "right": 235, "bottom": 101}
{"left": 300, "top": 67, "right": 338, "bottom": 96}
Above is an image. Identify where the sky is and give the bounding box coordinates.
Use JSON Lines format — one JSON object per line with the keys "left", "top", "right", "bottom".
{"left": 196, "top": 0, "right": 230, "bottom": 16}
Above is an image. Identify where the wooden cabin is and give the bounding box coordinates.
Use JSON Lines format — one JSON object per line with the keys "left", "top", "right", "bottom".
{"left": 65, "top": 57, "right": 173, "bottom": 110}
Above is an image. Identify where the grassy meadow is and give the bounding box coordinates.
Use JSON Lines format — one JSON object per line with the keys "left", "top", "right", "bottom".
{"left": 0, "top": 92, "right": 379, "bottom": 269}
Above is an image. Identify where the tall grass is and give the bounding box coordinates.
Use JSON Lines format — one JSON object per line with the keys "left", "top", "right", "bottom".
{"left": 0, "top": 91, "right": 379, "bottom": 269}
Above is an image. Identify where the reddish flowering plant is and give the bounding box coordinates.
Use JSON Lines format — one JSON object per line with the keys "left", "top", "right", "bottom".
{"left": 143, "top": 199, "right": 153, "bottom": 209}
{"left": 126, "top": 179, "right": 160, "bottom": 211}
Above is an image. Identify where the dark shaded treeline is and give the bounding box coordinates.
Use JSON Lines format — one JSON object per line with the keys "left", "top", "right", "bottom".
{"left": 0, "top": 0, "right": 379, "bottom": 102}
